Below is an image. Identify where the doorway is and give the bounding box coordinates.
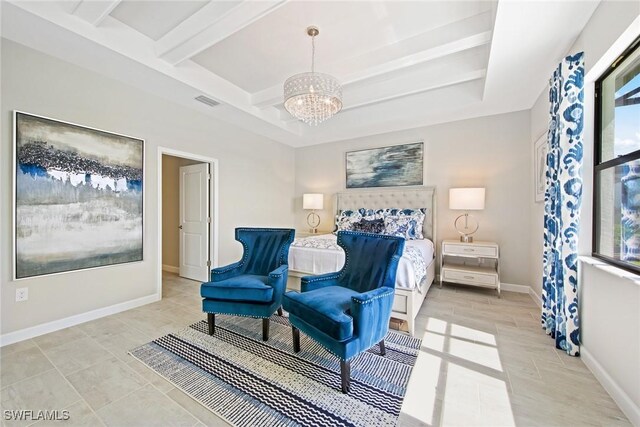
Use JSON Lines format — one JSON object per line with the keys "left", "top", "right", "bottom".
{"left": 158, "top": 148, "right": 218, "bottom": 297}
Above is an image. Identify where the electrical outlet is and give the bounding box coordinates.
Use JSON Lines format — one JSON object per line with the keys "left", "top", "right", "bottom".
{"left": 15, "top": 287, "right": 28, "bottom": 302}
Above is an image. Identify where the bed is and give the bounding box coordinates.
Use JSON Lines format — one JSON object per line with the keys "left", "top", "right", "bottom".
{"left": 287, "top": 186, "right": 437, "bottom": 336}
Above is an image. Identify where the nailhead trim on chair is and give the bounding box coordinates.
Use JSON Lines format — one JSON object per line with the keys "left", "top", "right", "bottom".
{"left": 351, "top": 290, "right": 394, "bottom": 305}
{"left": 203, "top": 311, "right": 269, "bottom": 319}
{"left": 294, "top": 232, "right": 402, "bottom": 363}
{"left": 303, "top": 272, "right": 340, "bottom": 284}
{"left": 212, "top": 262, "right": 242, "bottom": 275}
{"left": 233, "top": 228, "right": 294, "bottom": 272}
{"left": 336, "top": 231, "right": 403, "bottom": 281}
{"left": 292, "top": 325, "right": 352, "bottom": 361}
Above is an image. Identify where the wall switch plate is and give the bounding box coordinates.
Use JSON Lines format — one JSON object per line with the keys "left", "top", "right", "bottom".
{"left": 15, "top": 287, "right": 28, "bottom": 302}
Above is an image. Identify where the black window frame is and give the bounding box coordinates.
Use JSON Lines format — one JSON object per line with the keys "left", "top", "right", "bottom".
{"left": 593, "top": 35, "right": 640, "bottom": 275}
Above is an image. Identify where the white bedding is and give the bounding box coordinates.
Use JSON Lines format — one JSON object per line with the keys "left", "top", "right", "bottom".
{"left": 288, "top": 234, "right": 434, "bottom": 291}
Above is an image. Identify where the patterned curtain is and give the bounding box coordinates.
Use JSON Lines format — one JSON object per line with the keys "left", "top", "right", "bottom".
{"left": 542, "top": 52, "right": 584, "bottom": 356}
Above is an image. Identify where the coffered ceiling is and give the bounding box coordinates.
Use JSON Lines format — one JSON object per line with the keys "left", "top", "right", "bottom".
{"left": 1, "top": 1, "right": 600, "bottom": 147}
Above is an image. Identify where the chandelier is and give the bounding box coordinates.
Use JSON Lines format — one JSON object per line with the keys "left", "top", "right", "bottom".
{"left": 284, "top": 26, "right": 342, "bottom": 126}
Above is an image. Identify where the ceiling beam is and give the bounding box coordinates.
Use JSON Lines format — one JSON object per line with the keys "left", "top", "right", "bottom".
{"left": 253, "top": 30, "right": 492, "bottom": 108}
{"left": 72, "top": 0, "right": 122, "bottom": 26}
{"left": 157, "top": 0, "right": 289, "bottom": 66}
{"left": 278, "top": 69, "right": 487, "bottom": 122}
{"left": 5, "top": 0, "right": 298, "bottom": 135}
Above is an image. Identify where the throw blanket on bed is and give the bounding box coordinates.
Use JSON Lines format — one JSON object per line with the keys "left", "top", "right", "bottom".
{"left": 291, "top": 235, "right": 427, "bottom": 289}
{"left": 291, "top": 235, "right": 342, "bottom": 251}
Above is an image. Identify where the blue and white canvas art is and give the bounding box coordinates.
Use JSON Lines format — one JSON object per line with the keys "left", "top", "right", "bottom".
{"left": 14, "top": 112, "right": 144, "bottom": 279}
{"left": 346, "top": 142, "right": 423, "bottom": 188}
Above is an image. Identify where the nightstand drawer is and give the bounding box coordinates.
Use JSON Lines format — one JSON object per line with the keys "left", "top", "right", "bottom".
{"left": 443, "top": 243, "right": 498, "bottom": 258}
{"left": 442, "top": 268, "right": 497, "bottom": 286}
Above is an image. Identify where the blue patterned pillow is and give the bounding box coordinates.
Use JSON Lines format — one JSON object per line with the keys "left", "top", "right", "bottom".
{"left": 352, "top": 218, "right": 385, "bottom": 234}
{"left": 335, "top": 210, "right": 362, "bottom": 232}
{"left": 383, "top": 209, "right": 426, "bottom": 240}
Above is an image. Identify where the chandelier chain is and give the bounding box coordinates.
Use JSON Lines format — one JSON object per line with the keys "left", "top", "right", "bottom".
{"left": 311, "top": 33, "right": 315, "bottom": 74}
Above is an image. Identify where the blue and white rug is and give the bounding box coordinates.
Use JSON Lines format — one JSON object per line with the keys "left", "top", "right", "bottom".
{"left": 130, "top": 315, "right": 421, "bottom": 427}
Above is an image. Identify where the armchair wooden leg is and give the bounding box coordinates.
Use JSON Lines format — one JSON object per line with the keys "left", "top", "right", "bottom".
{"left": 262, "top": 318, "right": 270, "bottom": 341}
{"left": 207, "top": 313, "right": 215, "bottom": 335}
{"left": 379, "top": 340, "right": 386, "bottom": 356}
{"left": 277, "top": 307, "right": 283, "bottom": 316}
{"left": 292, "top": 326, "right": 300, "bottom": 353}
{"left": 340, "top": 360, "right": 351, "bottom": 394}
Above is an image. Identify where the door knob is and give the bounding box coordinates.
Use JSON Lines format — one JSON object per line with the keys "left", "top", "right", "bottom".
{"left": 178, "top": 225, "right": 183, "bottom": 229}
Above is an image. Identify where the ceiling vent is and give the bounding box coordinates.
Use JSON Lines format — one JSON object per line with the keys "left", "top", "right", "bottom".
{"left": 195, "top": 95, "right": 220, "bottom": 107}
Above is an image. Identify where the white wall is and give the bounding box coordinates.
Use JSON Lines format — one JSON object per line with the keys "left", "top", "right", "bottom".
{"left": 295, "top": 111, "right": 532, "bottom": 287}
{"left": 528, "top": 1, "right": 640, "bottom": 423}
{"left": 0, "top": 40, "right": 295, "bottom": 338}
{"left": 579, "top": 261, "right": 640, "bottom": 425}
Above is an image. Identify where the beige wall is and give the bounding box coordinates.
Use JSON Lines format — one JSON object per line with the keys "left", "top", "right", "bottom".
{"left": 161, "top": 155, "right": 202, "bottom": 270}
{"left": 1, "top": 40, "right": 295, "bottom": 336}
{"left": 295, "top": 111, "right": 532, "bottom": 287}
{"left": 527, "top": 2, "right": 640, "bottom": 423}
{"left": 528, "top": 90, "right": 548, "bottom": 298}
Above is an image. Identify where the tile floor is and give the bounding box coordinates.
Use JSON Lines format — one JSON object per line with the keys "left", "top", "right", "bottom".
{"left": 0, "top": 273, "right": 631, "bottom": 426}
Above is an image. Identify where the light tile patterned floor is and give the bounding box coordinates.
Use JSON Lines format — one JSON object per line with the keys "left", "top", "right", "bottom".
{"left": 0, "top": 273, "right": 630, "bottom": 426}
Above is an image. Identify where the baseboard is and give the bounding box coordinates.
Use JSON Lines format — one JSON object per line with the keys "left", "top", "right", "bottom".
{"left": 162, "top": 264, "right": 179, "bottom": 273}
{"left": 500, "top": 282, "right": 530, "bottom": 294}
{"left": 0, "top": 293, "right": 161, "bottom": 347}
{"left": 581, "top": 346, "right": 640, "bottom": 426}
{"left": 528, "top": 287, "right": 542, "bottom": 308}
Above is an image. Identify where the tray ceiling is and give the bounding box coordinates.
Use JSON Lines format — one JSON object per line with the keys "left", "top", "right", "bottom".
{"left": 1, "top": 0, "right": 600, "bottom": 147}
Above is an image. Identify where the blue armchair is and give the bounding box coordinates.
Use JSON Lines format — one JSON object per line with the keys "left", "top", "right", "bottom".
{"left": 282, "top": 231, "right": 405, "bottom": 393}
{"left": 201, "top": 227, "right": 295, "bottom": 341}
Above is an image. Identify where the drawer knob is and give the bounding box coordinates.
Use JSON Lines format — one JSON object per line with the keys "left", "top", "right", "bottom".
{"left": 463, "top": 248, "right": 474, "bottom": 252}
{"left": 464, "top": 275, "right": 474, "bottom": 279}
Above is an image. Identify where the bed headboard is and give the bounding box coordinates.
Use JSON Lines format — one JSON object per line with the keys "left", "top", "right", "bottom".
{"left": 334, "top": 186, "right": 437, "bottom": 243}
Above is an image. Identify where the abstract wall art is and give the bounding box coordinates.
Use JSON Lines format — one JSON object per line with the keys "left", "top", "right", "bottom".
{"left": 14, "top": 112, "right": 144, "bottom": 279}
{"left": 345, "top": 142, "right": 423, "bottom": 188}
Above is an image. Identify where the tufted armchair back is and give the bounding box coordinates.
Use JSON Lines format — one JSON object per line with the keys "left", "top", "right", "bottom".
{"left": 235, "top": 228, "right": 295, "bottom": 275}
{"left": 335, "top": 231, "right": 405, "bottom": 293}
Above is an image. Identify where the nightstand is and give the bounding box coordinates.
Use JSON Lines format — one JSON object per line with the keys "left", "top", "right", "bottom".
{"left": 440, "top": 239, "right": 500, "bottom": 297}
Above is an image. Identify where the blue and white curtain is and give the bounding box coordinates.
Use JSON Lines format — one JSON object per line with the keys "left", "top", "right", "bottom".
{"left": 542, "top": 52, "right": 584, "bottom": 356}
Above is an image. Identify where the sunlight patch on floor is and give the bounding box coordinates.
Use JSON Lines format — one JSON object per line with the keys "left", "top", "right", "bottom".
{"left": 401, "top": 351, "right": 443, "bottom": 425}
{"left": 450, "top": 324, "right": 497, "bottom": 345}
{"left": 448, "top": 337, "right": 503, "bottom": 371}
{"left": 442, "top": 364, "right": 515, "bottom": 426}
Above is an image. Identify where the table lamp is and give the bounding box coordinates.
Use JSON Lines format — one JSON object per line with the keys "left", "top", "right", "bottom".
{"left": 449, "top": 188, "right": 485, "bottom": 243}
{"left": 303, "top": 193, "right": 324, "bottom": 234}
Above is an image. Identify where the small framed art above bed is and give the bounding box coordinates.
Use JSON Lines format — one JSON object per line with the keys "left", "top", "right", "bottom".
{"left": 287, "top": 186, "right": 437, "bottom": 336}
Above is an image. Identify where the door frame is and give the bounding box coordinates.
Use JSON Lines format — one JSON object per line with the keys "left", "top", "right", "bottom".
{"left": 157, "top": 147, "right": 219, "bottom": 298}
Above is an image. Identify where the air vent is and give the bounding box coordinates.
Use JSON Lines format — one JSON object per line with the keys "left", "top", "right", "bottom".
{"left": 195, "top": 95, "right": 220, "bottom": 107}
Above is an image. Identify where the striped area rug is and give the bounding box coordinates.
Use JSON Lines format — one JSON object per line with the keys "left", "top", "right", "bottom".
{"left": 129, "top": 315, "right": 421, "bottom": 427}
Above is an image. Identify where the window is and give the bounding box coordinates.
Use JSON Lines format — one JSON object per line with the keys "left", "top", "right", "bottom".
{"left": 594, "top": 36, "right": 640, "bottom": 274}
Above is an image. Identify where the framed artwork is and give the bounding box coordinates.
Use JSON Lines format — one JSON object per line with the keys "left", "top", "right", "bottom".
{"left": 345, "top": 142, "right": 423, "bottom": 189}
{"left": 13, "top": 111, "right": 144, "bottom": 279}
{"left": 534, "top": 133, "right": 548, "bottom": 203}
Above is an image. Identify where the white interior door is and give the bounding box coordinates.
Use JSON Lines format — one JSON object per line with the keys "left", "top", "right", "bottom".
{"left": 179, "top": 163, "right": 210, "bottom": 282}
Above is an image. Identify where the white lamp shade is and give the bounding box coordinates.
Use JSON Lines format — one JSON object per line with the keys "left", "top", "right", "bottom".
{"left": 303, "top": 193, "right": 324, "bottom": 210}
{"left": 449, "top": 188, "right": 485, "bottom": 210}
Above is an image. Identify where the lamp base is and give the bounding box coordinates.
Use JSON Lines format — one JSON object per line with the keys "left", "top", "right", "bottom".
{"left": 306, "top": 211, "right": 320, "bottom": 234}
{"left": 454, "top": 213, "right": 479, "bottom": 244}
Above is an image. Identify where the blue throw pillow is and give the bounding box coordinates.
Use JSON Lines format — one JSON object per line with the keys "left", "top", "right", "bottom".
{"left": 352, "top": 218, "right": 385, "bottom": 234}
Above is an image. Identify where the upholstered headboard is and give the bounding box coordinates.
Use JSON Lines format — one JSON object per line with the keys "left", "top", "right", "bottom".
{"left": 334, "top": 186, "right": 437, "bottom": 243}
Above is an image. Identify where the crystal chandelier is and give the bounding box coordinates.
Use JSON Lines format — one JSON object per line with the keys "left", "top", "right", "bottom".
{"left": 284, "top": 26, "right": 342, "bottom": 126}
